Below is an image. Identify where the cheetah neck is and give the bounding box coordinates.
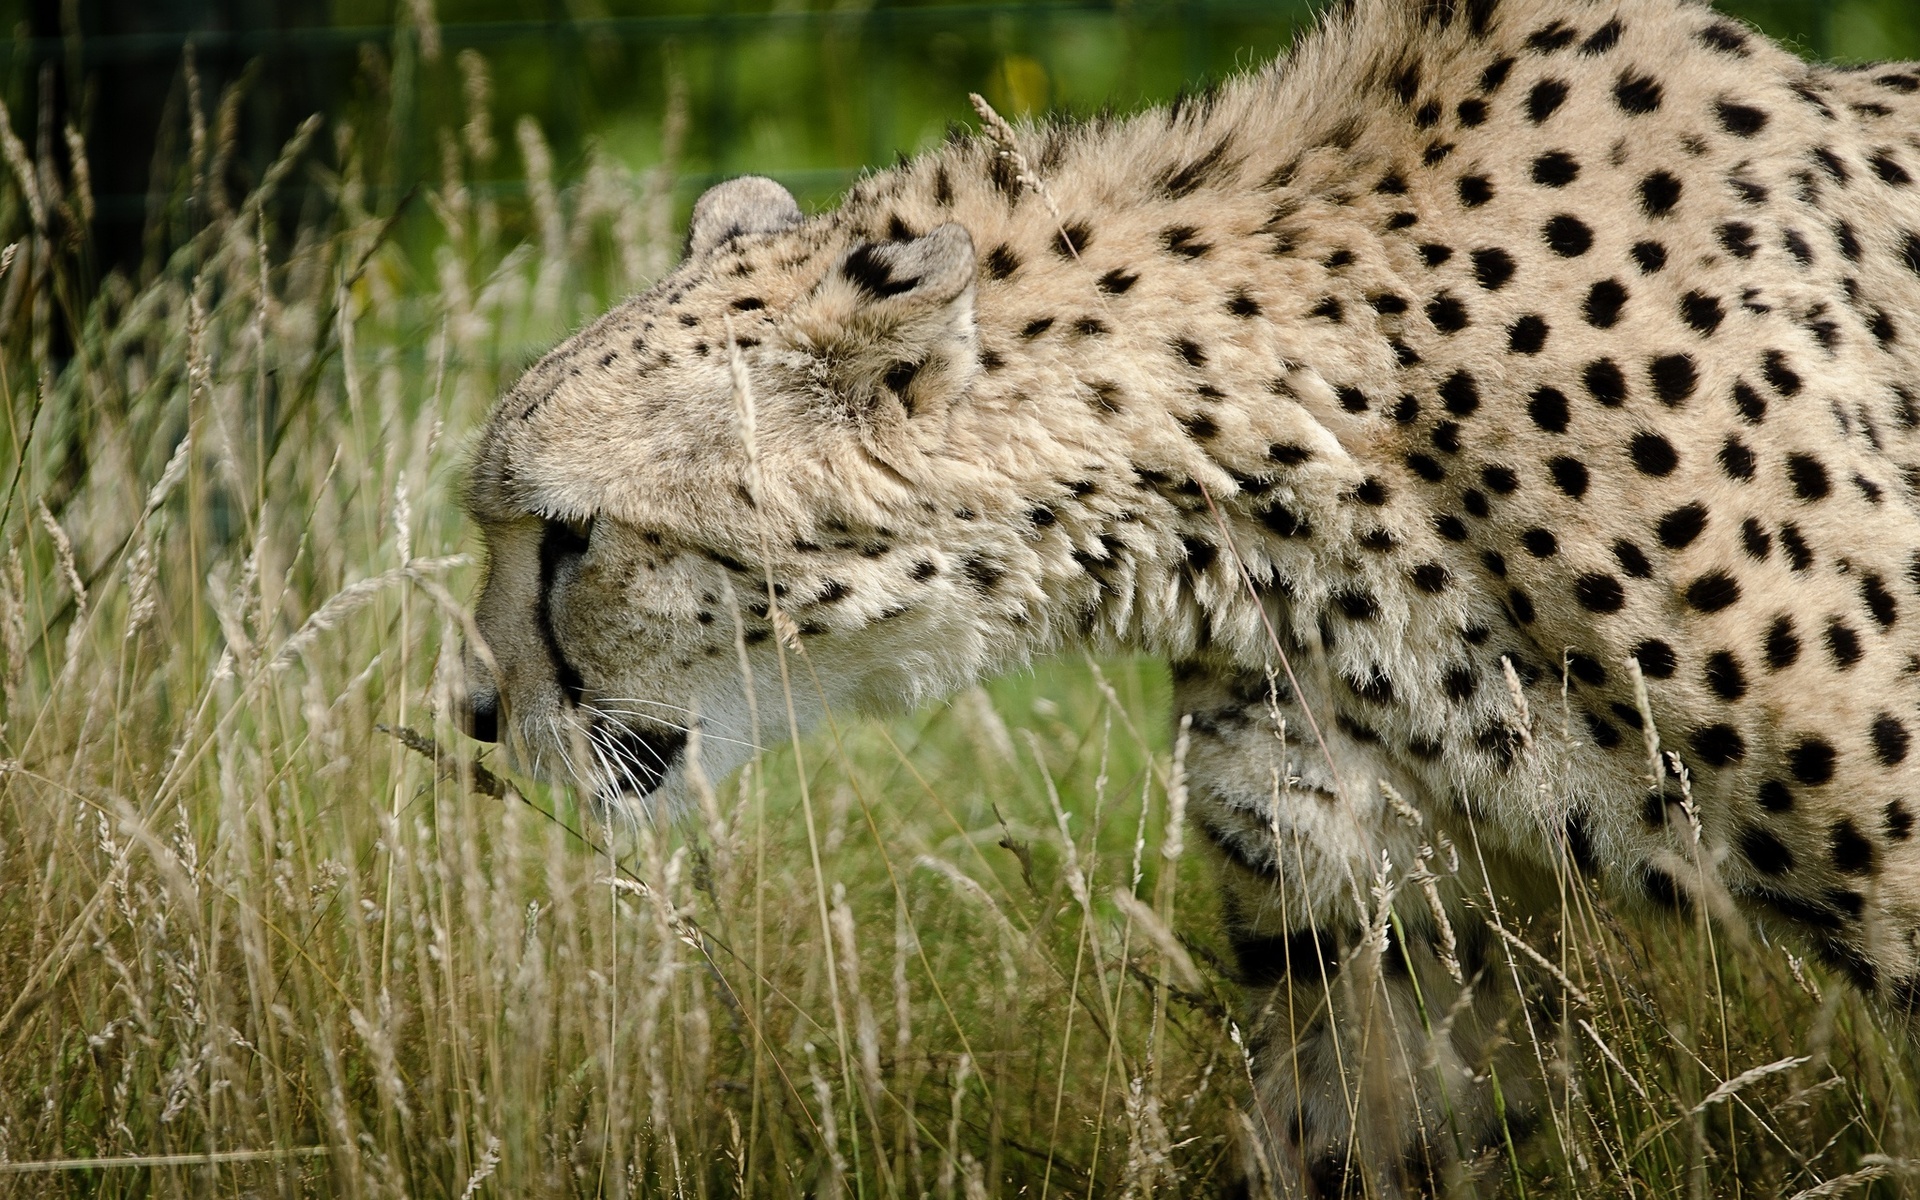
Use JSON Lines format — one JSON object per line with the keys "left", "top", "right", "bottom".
{"left": 824, "top": 124, "right": 1392, "bottom": 672}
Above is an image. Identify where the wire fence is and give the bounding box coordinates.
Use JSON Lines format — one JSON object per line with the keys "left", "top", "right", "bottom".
{"left": 5, "top": 2, "right": 1321, "bottom": 266}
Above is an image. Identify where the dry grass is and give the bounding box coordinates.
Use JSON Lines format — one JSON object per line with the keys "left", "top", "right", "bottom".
{"left": 0, "top": 48, "right": 1917, "bottom": 1200}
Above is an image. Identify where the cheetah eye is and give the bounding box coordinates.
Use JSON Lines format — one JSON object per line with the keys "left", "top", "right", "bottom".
{"left": 542, "top": 513, "right": 595, "bottom": 556}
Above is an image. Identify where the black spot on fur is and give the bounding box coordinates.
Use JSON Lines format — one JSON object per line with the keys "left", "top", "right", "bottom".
{"left": 1509, "top": 314, "right": 1550, "bottom": 353}
{"left": 1411, "top": 562, "right": 1452, "bottom": 593}
{"left": 1831, "top": 820, "right": 1875, "bottom": 875}
{"left": 1585, "top": 279, "right": 1628, "bottom": 327}
{"left": 1473, "top": 247, "right": 1517, "bottom": 289}
{"left": 1575, "top": 573, "right": 1626, "bottom": 613}
{"left": 1533, "top": 150, "right": 1581, "bottom": 186}
{"left": 1545, "top": 214, "right": 1594, "bottom": 256}
{"left": 1657, "top": 502, "right": 1708, "bottom": 549}
{"left": 963, "top": 557, "right": 1004, "bottom": 593}
{"left": 1549, "top": 456, "right": 1589, "bottom": 497}
{"left": 1630, "top": 431, "right": 1677, "bottom": 475}
{"left": 1441, "top": 370, "right": 1481, "bottom": 416}
{"left": 1873, "top": 151, "right": 1913, "bottom": 187}
{"left": 1704, "top": 651, "right": 1747, "bottom": 700}
{"left": 1391, "top": 58, "right": 1423, "bottom": 105}
{"left": 1780, "top": 524, "right": 1812, "bottom": 570}
{"left": 1161, "top": 226, "right": 1209, "bottom": 258}
{"left": 1528, "top": 21, "right": 1577, "bottom": 52}
{"left": 1720, "top": 221, "right": 1758, "bottom": 258}
{"left": 1790, "top": 737, "right": 1836, "bottom": 785}
{"left": 842, "top": 243, "right": 918, "bottom": 298}
{"left": 1863, "top": 573, "right": 1899, "bottom": 627}
{"left": 1640, "top": 170, "right": 1683, "bottom": 215}
{"left": 1614, "top": 71, "right": 1664, "bottom": 114}
{"left": 1692, "top": 723, "right": 1746, "bottom": 766}
{"left": 1333, "top": 590, "right": 1379, "bottom": 620}
{"left": 1716, "top": 100, "right": 1770, "bottom": 137}
{"left": 1720, "top": 436, "right": 1756, "bottom": 480}
{"left": 1055, "top": 221, "right": 1093, "bottom": 258}
{"left": 1681, "top": 291, "right": 1724, "bottom": 335}
{"left": 1651, "top": 354, "right": 1698, "bottom": 404}
{"left": 1764, "top": 350, "right": 1803, "bottom": 396}
{"left": 1872, "top": 713, "right": 1911, "bottom": 764}
{"left": 1634, "top": 638, "right": 1676, "bottom": 677}
{"left": 1827, "top": 620, "right": 1861, "bottom": 668}
{"left": 1739, "top": 825, "right": 1794, "bottom": 875}
{"left": 1586, "top": 358, "right": 1629, "bottom": 406}
{"left": 1259, "top": 505, "right": 1312, "bottom": 538}
{"left": 1759, "top": 779, "right": 1795, "bottom": 812}
{"left": 1528, "top": 80, "right": 1569, "bottom": 124}
{"left": 1349, "top": 475, "right": 1389, "bottom": 505}
{"left": 1567, "top": 652, "right": 1607, "bottom": 686}
{"left": 1887, "top": 800, "right": 1914, "bottom": 840}
{"left": 1698, "top": 22, "right": 1750, "bottom": 56}
{"left": 1530, "top": 386, "right": 1570, "bottom": 432}
{"left": 1686, "top": 571, "right": 1741, "bottom": 613}
{"left": 1788, "top": 454, "right": 1830, "bottom": 500}
{"left": 1581, "top": 19, "right": 1624, "bottom": 55}
{"left": 1428, "top": 293, "right": 1471, "bottom": 332}
{"left": 1458, "top": 174, "right": 1495, "bottom": 207}
{"left": 1162, "top": 139, "right": 1233, "bottom": 198}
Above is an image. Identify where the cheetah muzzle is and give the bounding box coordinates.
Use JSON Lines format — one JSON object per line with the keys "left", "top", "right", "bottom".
{"left": 461, "top": 0, "right": 1920, "bottom": 1191}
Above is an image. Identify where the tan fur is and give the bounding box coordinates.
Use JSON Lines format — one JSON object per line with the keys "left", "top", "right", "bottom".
{"left": 463, "top": 0, "right": 1920, "bottom": 1189}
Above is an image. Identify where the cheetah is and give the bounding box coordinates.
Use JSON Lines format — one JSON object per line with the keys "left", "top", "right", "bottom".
{"left": 460, "top": 0, "right": 1920, "bottom": 1190}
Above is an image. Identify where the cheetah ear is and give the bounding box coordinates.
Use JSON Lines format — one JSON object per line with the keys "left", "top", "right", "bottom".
{"left": 685, "top": 176, "right": 803, "bottom": 258}
{"left": 785, "top": 223, "right": 980, "bottom": 421}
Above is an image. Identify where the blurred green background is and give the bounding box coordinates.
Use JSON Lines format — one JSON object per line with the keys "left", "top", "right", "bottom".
{"left": 2, "top": 0, "right": 1916, "bottom": 281}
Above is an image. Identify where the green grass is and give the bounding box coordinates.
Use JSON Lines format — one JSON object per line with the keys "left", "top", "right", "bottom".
{"left": 2, "top": 22, "right": 1920, "bottom": 1199}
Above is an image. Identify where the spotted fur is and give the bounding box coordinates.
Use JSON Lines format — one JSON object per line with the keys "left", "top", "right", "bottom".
{"left": 463, "top": 0, "right": 1920, "bottom": 1190}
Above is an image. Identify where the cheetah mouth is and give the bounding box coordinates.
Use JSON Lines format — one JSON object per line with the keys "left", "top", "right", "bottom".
{"left": 592, "top": 723, "right": 689, "bottom": 799}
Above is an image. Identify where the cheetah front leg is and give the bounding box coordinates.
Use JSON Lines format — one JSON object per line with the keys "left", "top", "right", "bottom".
{"left": 1176, "top": 664, "right": 1549, "bottom": 1197}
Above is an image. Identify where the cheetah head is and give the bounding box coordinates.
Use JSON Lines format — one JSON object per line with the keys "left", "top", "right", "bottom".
{"left": 460, "top": 177, "right": 1014, "bottom": 809}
